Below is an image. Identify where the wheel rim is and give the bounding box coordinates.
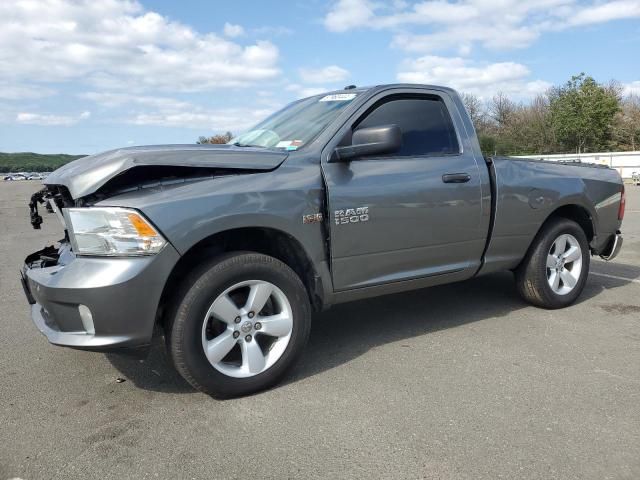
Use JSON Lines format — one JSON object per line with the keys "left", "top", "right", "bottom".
{"left": 546, "top": 233, "right": 583, "bottom": 295}
{"left": 201, "top": 280, "right": 293, "bottom": 378}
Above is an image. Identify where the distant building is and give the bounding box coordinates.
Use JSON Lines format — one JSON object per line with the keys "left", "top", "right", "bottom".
{"left": 514, "top": 151, "right": 640, "bottom": 179}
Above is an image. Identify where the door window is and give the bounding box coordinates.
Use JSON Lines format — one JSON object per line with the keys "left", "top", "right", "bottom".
{"left": 355, "top": 96, "right": 460, "bottom": 156}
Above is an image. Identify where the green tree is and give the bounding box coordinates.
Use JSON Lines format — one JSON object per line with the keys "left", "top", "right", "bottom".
{"left": 478, "top": 134, "right": 497, "bottom": 156}
{"left": 197, "top": 131, "right": 234, "bottom": 144}
{"left": 549, "top": 73, "right": 620, "bottom": 153}
{"left": 502, "top": 95, "right": 556, "bottom": 155}
{"left": 461, "top": 93, "right": 485, "bottom": 129}
{"left": 612, "top": 94, "right": 640, "bottom": 151}
{"left": 488, "top": 92, "right": 516, "bottom": 130}
{"left": 0, "top": 152, "right": 86, "bottom": 172}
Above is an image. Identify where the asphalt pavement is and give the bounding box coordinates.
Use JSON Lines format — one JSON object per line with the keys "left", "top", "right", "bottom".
{"left": 1, "top": 180, "right": 639, "bottom": 480}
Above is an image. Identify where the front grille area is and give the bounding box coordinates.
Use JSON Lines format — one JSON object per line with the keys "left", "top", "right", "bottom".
{"left": 29, "top": 184, "right": 74, "bottom": 234}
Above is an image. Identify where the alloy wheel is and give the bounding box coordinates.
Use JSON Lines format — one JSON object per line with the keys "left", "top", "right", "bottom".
{"left": 546, "top": 233, "right": 583, "bottom": 295}
{"left": 201, "top": 280, "right": 293, "bottom": 378}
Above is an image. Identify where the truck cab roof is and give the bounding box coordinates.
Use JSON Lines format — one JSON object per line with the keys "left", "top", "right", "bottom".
{"left": 303, "top": 83, "right": 460, "bottom": 100}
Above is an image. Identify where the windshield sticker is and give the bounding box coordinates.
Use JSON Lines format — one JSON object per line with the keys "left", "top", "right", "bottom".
{"left": 277, "top": 140, "right": 304, "bottom": 150}
{"left": 319, "top": 93, "right": 357, "bottom": 102}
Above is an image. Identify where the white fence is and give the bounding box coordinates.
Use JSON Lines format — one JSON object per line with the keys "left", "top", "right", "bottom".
{"left": 514, "top": 151, "right": 640, "bottom": 179}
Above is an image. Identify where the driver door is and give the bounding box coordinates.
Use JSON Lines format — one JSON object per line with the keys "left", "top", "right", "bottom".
{"left": 322, "top": 89, "right": 488, "bottom": 291}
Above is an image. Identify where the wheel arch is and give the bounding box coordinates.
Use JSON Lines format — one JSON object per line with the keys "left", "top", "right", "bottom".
{"left": 514, "top": 204, "right": 592, "bottom": 309}
{"left": 518, "top": 202, "right": 595, "bottom": 269}
{"left": 542, "top": 203, "right": 595, "bottom": 243}
{"left": 157, "top": 226, "right": 324, "bottom": 329}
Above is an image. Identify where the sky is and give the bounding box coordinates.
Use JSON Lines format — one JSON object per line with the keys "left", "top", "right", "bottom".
{"left": 0, "top": 0, "right": 639, "bottom": 154}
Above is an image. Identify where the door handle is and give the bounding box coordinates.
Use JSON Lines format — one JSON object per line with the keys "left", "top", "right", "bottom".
{"left": 442, "top": 173, "right": 471, "bottom": 183}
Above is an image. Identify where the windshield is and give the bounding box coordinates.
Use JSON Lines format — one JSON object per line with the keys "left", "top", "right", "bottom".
{"left": 229, "top": 93, "right": 359, "bottom": 150}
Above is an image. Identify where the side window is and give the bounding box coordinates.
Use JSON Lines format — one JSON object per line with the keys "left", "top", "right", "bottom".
{"left": 355, "top": 96, "right": 460, "bottom": 156}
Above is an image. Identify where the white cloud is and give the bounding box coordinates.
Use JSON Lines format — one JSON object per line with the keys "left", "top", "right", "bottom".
{"left": 252, "top": 26, "right": 294, "bottom": 37}
{"left": 397, "top": 56, "right": 551, "bottom": 98}
{"left": 324, "top": 0, "right": 376, "bottom": 32}
{"left": 623, "top": 81, "right": 640, "bottom": 96}
{"left": 0, "top": 0, "right": 280, "bottom": 92}
{"left": 130, "top": 108, "right": 272, "bottom": 131}
{"left": 223, "top": 22, "right": 245, "bottom": 38}
{"left": 285, "top": 84, "right": 330, "bottom": 98}
{"left": 81, "top": 90, "right": 273, "bottom": 131}
{"left": 298, "top": 65, "right": 350, "bottom": 84}
{"left": 16, "top": 111, "right": 91, "bottom": 126}
{"left": 323, "top": 0, "right": 640, "bottom": 53}
{"left": 567, "top": 0, "right": 640, "bottom": 26}
{"left": 392, "top": 24, "right": 540, "bottom": 53}
{"left": 0, "top": 83, "right": 56, "bottom": 100}
{"left": 80, "top": 91, "right": 192, "bottom": 110}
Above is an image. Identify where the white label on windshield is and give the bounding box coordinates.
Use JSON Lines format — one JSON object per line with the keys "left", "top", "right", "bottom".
{"left": 319, "top": 93, "right": 357, "bottom": 102}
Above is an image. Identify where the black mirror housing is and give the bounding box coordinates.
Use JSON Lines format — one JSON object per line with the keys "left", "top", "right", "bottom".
{"left": 332, "top": 124, "right": 401, "bottom": 161}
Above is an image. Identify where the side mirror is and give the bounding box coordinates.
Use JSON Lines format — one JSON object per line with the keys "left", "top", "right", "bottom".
{"left": 332, "top": 124, "right": 401, "bottom": 162}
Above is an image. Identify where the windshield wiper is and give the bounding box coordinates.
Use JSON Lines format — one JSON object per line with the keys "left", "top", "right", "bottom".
{"left": 231, "top": 141, "right": 255, "bottom": 147}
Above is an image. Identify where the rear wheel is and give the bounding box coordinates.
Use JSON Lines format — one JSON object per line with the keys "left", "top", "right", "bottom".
{"left": 167, "top": 252, "right": 311, "bottom": 398}
{"left": 515, "top": 218, "right": 590, "bottom": 309}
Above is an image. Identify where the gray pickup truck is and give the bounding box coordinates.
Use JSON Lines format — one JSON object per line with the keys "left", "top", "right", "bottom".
{"left": 22, "top": 84, "right": 625, "bottom": 397}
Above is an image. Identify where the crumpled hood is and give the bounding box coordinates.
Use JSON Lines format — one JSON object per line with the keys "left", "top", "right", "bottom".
{"left": 44, "top": 144, "right": 289, "bottom": 199}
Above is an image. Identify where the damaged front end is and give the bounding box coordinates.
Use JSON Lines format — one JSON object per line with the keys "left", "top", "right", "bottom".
{"left": 21, "top": 245, "right": 62, "bottom": 304}
{"left": 22, "top": 181, "right": 180, "bottom": 352}
{"left": 28, "top": 189, "right": 45, "bottom": 229}
{"left": 28, "top": 184, "right": 73, "bottom": 230}
{"left": 22, "top": 227, "right": 179, "bottom": 353}
{"left": 22, "top": 144, "right": 286, "bottom": 352}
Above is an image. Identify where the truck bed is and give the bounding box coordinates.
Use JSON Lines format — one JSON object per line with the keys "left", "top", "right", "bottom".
{"left": 479, "top": 156, "right": 623, "bottom": 275}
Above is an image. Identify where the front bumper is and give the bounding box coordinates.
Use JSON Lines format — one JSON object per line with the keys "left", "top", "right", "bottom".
{"left": 22, "top": 243, "right": 180, "bottom": 351}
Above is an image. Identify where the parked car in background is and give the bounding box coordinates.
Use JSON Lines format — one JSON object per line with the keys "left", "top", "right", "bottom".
{"left": 3, "top": 173, "right": 26, "bottom": 181}
{"left": 3, "top": 172, "right": 51, "bottom": 181}
{"left": 21, "top": 84, "right": 625, "bottom": 398}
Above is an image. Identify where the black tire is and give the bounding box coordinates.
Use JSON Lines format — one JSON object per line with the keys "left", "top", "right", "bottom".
{"left": 166, "top": 252, "right": 311, "bottom": 398}
{"left": 515, "top": 218, "right": 590, "bottom": 309}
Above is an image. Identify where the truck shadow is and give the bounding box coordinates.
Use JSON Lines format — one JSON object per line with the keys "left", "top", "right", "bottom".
{"left": 285, "top": 268, "right": 631, "bottom": 385}
{"left": 105, "top": 265, "right": 638, "bottom": 395}
{"left": 105, "top": 341, "right": 194, "bottom": 394}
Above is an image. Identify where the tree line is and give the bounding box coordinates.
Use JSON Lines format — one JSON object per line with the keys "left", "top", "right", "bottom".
{"left": 463, "top": 73, "right": 640, "bottom": 156}
{"left": 197, "top": 131, "right": 234, "bottom": 144}
{"left": 0, "top": 152, "right": 86, "bottom": 173}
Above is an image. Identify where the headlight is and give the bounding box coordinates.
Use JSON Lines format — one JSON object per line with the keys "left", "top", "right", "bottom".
{"left": 65, "top": 207, "right": 167, "bottom": 256}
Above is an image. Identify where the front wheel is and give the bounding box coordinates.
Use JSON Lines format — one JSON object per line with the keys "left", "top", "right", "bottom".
{"left": 515, "top": 218, "right": 590, "bottom": 309}
{"left": 166, "top": 252, "right": 311, "bottom": 398}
